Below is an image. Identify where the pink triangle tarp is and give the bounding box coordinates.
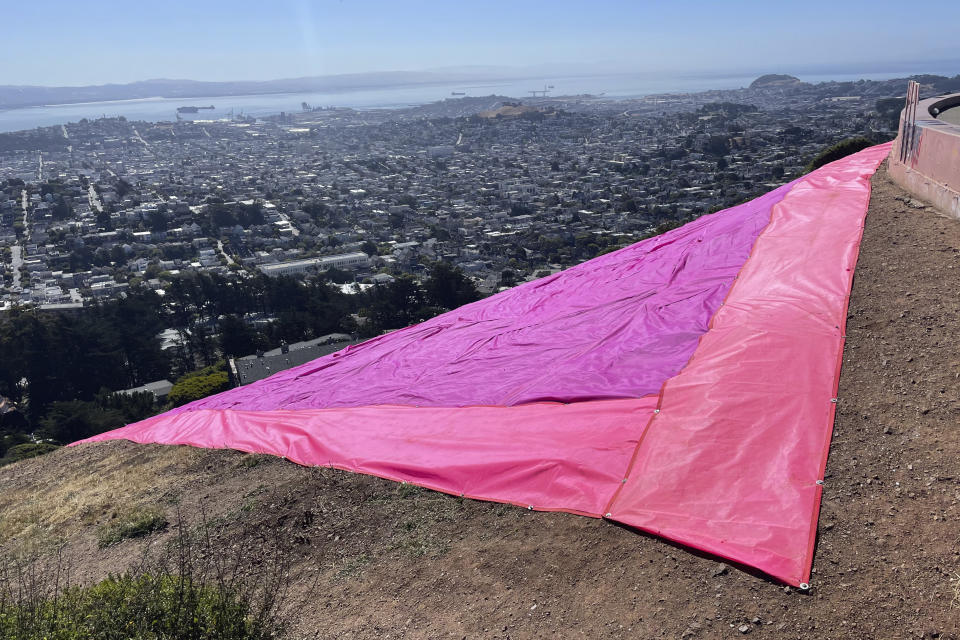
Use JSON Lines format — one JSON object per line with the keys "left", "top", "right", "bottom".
{"left": 74, "top": 143, "right": 892, "bottom": 586}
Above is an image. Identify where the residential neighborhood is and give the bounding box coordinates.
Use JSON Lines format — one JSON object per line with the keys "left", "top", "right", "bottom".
{"left": 0, "top": 77, "right": 898, "bottom": 318}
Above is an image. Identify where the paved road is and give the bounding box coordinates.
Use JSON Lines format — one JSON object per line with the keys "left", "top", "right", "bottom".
{"left": 20, "top": 190, "right": 30, "bottom": 241}
{"left": 132, "top": 126, "right": 151, "bottom": 149}
{"left": 61, "top": 125, "right": 72, "bottom": 154}
{"left": 216, "top": 240, "right": 236, "bottom": 266}
{"left": 88, "top": 184, "right": 103, "bottom": 213}
{"left": 10, "top": 245, "right": 22, "bottom": 290}
{"left": 11, "top": 189, "right": 29, "bottom": 291}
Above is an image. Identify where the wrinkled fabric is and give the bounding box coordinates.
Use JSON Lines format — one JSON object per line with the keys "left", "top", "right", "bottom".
{"left": 606, "top": 143, "right": 892, "bottom": 585}
{"left": 165, "top": 180, "right": 795, "bottom": 412}
{"left": 74, "top": 397, "right": 658, "bottom": 516}
{"left": 74, "top": 144, "right": 891, "bottom": 586}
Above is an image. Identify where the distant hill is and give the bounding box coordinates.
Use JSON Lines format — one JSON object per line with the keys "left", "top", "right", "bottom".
{"left": 750, "top": 74, "right": 803, "bottom": 89}
{"left": 0, "top": 70, "right": 517, "bottom": 110}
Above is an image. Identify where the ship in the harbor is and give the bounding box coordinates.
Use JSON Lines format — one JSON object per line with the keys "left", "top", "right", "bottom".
{"left": 176, "top": 105, "right": 215, "bottom": 113}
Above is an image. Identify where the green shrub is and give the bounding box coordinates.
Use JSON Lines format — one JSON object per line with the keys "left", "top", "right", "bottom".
{"left": 177, "top": 360, "right": 226, "bottom": 381}
{"left": 0, "top": 427, "right": 31, "bottom": 458}
{"left": 168, "top": 361, "right": 232, "bottom": 407}
{"left": 0, "top": 442, "right": 60, "bottom": 467}
{"left": 168, "top": 371, "right": 231, "bottom": 407}
{"left": 0, "top": 510, "right": 291, "bottom": 639}
{"left": 97, "top": 507, "right": 168, "bottom": 548}
{"left": 806, "top": 137, "right": 875, "bottom": 172}
{"left": 0, "top": 573, "right": 279, "bottom": 640}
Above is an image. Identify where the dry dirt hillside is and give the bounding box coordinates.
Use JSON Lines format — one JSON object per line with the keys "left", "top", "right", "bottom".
{"left": 1, "top": 165, "right": 959, "bottom": 639}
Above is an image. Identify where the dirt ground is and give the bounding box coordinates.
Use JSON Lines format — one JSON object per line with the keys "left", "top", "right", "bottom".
{"left": 2, "top": 164, "right": 959, "bottom": 639}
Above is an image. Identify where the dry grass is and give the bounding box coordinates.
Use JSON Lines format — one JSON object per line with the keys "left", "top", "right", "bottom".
{"left": 0, "top": 444, "right": 202, "bottom": 546}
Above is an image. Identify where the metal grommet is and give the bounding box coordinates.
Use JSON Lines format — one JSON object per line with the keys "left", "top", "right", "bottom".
{"left": 816, "top": 480, "right": 825, "bottom": 486}
{"left": 604, "top": 512, "right": 612, "bottom": 518}
{"left": 527, "top": 505, "right": 533, "bottom": 510}
{"left": 830, "top": 398, "right": 838, "bottom": 403}
{"left": 798, "top": 583, "right": 810, "bottom": 591}
{"left": 654, "top": 409, "right": 660, "bottom": 414}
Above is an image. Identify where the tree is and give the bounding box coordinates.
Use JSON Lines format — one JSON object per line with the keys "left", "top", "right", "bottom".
{"left": 367, "top": 276, "right": 428, "bottom": 332}
{"left": 116, "top": 178, "right": 133, "bottom": 199}
{"left": 388, "top": 211, "right": 405, "bottom": 229}
{"left": 96, "top": 389, "right": 157, "bottom": 424}
{"left": 38, "top": 400, "right": 125, "bottom": 444}
{"left": 424, "top": 262, "right": 480, "bottom": 310}
{"left": 219, "top": 315, "right": 261, "bottom": 358}
{"left": 148, "top": 209, "right": 168, "bottom": 232}
{"left": 510, "top": 203, "right": 532, "bottom": 217}
{"left": 51, "top": 198, "right": 73, "bottom": 220}
{"left": 208, "top": 204, "right": 238, "bottom": 229}
{"left": 703, "top": 135, "right": 730, "bottom": 157}
{"left": 0, "top": 429, "right": 30, "bottom": 459}
{"left": 324, "top": 267, "right": 353, "bottom": 284}
{"left": 96, "top": 209, "right": 112, "bottom": 230}
{"left": 236, "top": 202, "right": 265, "bottom": 227}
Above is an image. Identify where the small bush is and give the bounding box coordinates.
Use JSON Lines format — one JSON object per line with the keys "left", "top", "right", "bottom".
{"left": 0, "top": 510, "right": 292, "bottom": 639}
{"left": 97, "top": 507, "right": 168, "bottom": 548}
{"left": 0, "top": 443, "right": 60, "bottom": 467}
{"left": 168, "top": 362, "right": 232, "bottom": 407}
{"left": 0, "top": 573, "right": 278, "bottom": 640}
{"left": 806, "top": 137, "right": 875, "bottom": 172}
{"left": 396, "top": 483, "right": 425, "bottom": 499}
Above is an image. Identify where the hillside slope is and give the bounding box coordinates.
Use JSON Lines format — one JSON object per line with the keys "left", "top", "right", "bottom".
{"left": 2, "top": 165, "right": 958, "bottom": 639}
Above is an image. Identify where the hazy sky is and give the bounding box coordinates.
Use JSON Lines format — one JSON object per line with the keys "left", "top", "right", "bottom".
{"left": 2, "top": 0, "right": 957, "bottom": 86}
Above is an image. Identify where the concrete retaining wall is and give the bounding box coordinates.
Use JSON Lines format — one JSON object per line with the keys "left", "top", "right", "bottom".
{"left": 889, "top": 94, "right": 960, "bottom": 219}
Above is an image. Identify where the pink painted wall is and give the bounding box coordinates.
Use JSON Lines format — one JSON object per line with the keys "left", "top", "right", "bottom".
{"left": 889, "top": 97, "right": 960, "bottom": 218}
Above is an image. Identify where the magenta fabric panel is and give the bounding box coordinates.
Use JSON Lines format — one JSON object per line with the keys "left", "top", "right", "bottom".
{"left": 168, "top": 182, "right": 794, "bottom": 414}
{"left": 76, "top": 397, "right": 659, "bottom": 516}
{"left": 606, "top": 143, "right": 892, "bottom": 586}
{"left": 71, "top": 147, "right": 893, "bottom": 586}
